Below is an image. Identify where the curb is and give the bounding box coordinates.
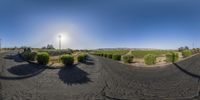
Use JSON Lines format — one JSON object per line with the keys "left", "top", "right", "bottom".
{"left": 173, "top": 63, "right": 200, "bottom": 79}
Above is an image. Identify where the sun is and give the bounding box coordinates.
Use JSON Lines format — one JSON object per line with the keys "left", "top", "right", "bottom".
{"left": 58, "top": 32, "right": 70, "bottom": 43}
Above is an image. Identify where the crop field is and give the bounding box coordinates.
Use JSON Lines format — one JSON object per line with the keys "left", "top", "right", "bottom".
{"left": 37, "top": 49, "right": 73, "bottom": 56}
{"left": 131, "top": 50, "right": 176, "bottom": 58}
{"left": 94, "top": 50, "right": 129, "bottom": 55}
{"left": 92, "top": 49, "right": 197, "bottom": 66}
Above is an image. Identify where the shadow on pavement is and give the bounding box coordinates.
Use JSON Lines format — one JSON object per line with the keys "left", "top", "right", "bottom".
{"left": 84, "top": 61, "right": 94, "bottom": 65}
{"left": 0, "top": 67, "right": 45, "bottom": 80}
{"left": 58, "top": 65, "right": 91, "bottom": 85}
{"left": 4, "top": 54, "right": 24, "bottom": 62}
{"left": 7, "top": 64, "right": 45, "bottom": 76}
{"left": 86, "top": 57, "right": 94, "bottom": 62}
{"left": 82, "top": 56, "right": 95, "bottom": 65}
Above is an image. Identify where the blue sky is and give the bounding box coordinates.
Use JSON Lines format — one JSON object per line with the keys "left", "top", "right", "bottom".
{"left": 0, "top": 0, "right": 200, "bottom": 49}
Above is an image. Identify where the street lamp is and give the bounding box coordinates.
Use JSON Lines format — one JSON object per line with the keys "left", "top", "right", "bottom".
{"left": 59, "top": 35, "right": 61, "bottom": 50}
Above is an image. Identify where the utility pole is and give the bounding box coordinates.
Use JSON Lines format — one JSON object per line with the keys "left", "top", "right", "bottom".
{"left": 59, "top": 35, "right": 61, "bottom": 50}
{"left": 0, "top": 38, "right": 1, "bottom": 52}
{"left": 192, "top": 41, "right": 194, "bottom": 49}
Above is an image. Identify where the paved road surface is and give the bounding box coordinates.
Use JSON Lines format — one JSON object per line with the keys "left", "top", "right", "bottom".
{"left": 1, "top": 52, "right": 200, "bottom": 100}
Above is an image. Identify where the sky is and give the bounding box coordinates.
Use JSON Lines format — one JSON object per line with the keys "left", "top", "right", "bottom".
{"left": 0, "top": 0, "right": 200, "bottom": 49}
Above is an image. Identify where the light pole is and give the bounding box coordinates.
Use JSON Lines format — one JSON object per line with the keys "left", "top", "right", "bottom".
{"left": 59, "top": 35, "right": 61, "bottom": 50}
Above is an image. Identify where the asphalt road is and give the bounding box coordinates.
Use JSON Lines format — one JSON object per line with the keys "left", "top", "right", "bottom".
{"left": 1, "top": 52, "right": 200, "bottom": 100}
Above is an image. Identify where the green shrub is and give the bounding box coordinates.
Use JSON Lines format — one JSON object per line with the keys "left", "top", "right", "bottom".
{"left": 77, "top": 54, "right": 87, "bottom": 63}
{"left": 182, "top": 50, "right": 192, "bottom": 58}
{"left": 103, "top": 54, "right": 107, "bottom": 58}
{"left": 192, "top": 48, "right": 200, "bottom": 54}
{"left": 21, "top": 51, "right": 37, "bottom": 61}
{"left": 112, "top": 54, "right": 121, "bottom": 61}
{"left": 37, "top": 52, "right": 50, "bottom": 65}
{"left": 144, "top": 54, "right": 156, "bottom": 65}
{"left": 166, "top": 52, "right": 179, "bottom": 63}
{"left": 29, "top": 52, "right": 38, "bottom": 61}
{"left": 97, "top": 53, "right": 103, "bottom": 56}
{"left": 21, "top": 51, "right": 31, "bottom": 60}
{"left": 60, "top": 55, "right": 74, "bottom": 66}
{"left": 122, "top": 55, "right": 134, "bottom": 63}
{"left": 107, "top": 54, "right": 112, "bottom": 59}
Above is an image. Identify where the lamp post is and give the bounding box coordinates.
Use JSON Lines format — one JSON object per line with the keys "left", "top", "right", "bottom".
{"left": 59, "top": 35, "right": 61, "bottom": 50}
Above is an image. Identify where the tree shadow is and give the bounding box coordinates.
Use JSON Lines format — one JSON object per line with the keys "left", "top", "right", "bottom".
{"left": 58, "top": 65, "right": 91, "bottom": 85}
{"left": 86, "top": 57, "right": 94, "bottom": 62}
{"left": 4, "top": 54, "right": 24, "bottom": 62}
{"left": 84, "top": 61, "right": 94, "bottom": 65}
{"left": 7, "top": 64, "right": 45, "bottom": 76}
{"left": 83, "top": 57, "right": 95, "bottom": 65}
{"left": 0, "top": 64, "right": 45, "bottom": 80}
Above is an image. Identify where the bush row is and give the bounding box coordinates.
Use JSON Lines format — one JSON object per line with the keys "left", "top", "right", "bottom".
{"left": 93, "top": 53, "right": 122, "bottom": 61}
{"left": 182, "top": 50, "right": 192, "bottom": 58}
{"left": 94, "top": 53, "right": 135, "bottom": 63}
{"left": 94, "top": 51, "right": 184, "bottom": 65}
{"left": 38, "top": 49, "right": 72, "bottom": 56}
{"left": 21, "top": 51, "right": 87, "bottom": 66}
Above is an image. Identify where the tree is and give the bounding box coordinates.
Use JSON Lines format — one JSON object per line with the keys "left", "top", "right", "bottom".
{"left": 178, "top": 46, "right": 189, "bottom": 52}
{"left": 47, "top": 44, "right": 55, "bottom": 49}
{"left": 42, "top": 44, "right": 55, "bottom": 49}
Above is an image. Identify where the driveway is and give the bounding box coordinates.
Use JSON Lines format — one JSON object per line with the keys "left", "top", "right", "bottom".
{"left": 1, "top": 51, "right": 200, "bottom": 100}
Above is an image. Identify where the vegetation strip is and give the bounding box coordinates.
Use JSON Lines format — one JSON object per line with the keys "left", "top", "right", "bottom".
{"left": 93, "top": 49, "right": 199, "bottom": 66}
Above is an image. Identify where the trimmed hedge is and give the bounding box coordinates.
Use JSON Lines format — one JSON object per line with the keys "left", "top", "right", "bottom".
{"left": 103, "top": 54, "right": 107, "bottom": 58}
{"left": 21, "top": 51, "right": 37, "bottom": 61}
{"left": 144, "top": 54, "right": 156, "bottom": 65}
{"left": 29, "top": 52, "right": 38, "bottom": 61}
{"left": 21, "top": 51, "right": 31, "bottom": 60}
{"left": 77, "top": 53, "right": 87, "bottom": 63}
{"left": 166, "top": 52, "right": 179, "bottom": 63}
{"left": 107, "top": 54, "right": 112, "bottom": 59}
{"left": 37, "top": 52, "right": 50, "bottom": 65}
{"left": 122, "top": 55, "right": 134, "bottom": 63}
{"left": 112, "top": 54, "right": 121, "bottom": 61}
{"left": 60, "top": 55, "right": 74, "bottom": 66}
{"left": 182, "top": 50, "right": 192, "bottom": 58}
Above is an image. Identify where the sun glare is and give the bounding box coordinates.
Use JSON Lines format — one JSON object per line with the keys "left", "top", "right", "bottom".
{"left": 58, "top": 32, "right": 70, "bottom": 43}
